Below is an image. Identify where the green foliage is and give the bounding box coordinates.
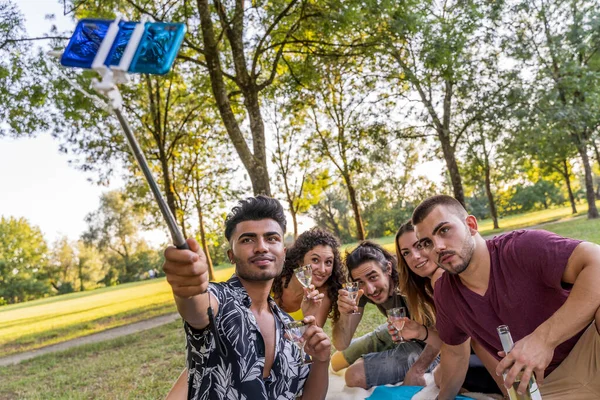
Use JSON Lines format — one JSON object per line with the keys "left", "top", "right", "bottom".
{"left": 0, "top": 216, "right": 51, "bottom": 304}
{"left": 82, "top": 190, "right": 160, "bottom": 284}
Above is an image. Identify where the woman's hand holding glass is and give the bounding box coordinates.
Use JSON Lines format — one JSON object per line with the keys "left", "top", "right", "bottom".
{"left": 388, "top": 307, "right": 407, "bottom": 342}
{"left": 295, "top": 264, "right": 313, "bottom": 301}
{"left": 301, "top": 284, "right": 325, "bottom": 317}
{"left": 387, "top": 313, "right": 428, "bottom": 343}
{"left": 397, "top": 318, "right": 428, "bottom": 341}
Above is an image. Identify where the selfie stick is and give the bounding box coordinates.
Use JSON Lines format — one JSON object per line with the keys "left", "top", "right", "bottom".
{"left": 90, "top": 17, "right": 188, "bottom": 250}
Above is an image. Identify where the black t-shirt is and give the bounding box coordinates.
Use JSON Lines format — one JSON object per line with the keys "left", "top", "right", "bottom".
{"left": 358, "top": 290, "right": 411, "bottom": 318}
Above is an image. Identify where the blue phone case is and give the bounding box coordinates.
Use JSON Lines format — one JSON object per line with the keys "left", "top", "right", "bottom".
{"left": 60, "top": 19, "right": 112, "bottom": 69}
{"left": 128, "top": 22, "right": 186, "bottom": 75}
{"left": 105, "top": 20, "right": 138, "bottom": 66}
{"left": 61, "top": 19, "right": 185, "bottom": 75}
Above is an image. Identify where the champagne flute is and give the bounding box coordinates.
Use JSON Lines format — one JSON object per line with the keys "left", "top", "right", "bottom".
{"left": 295, "top": 265, "right": 313, "bottom": 300}
{"left": 344, "top": 281, "right": 361, "bottom": 315}
{"left": 388, "top": 307, "right": 407, "bottom": 343}
{"left": 284, "top": 320, "right": 312, "bottom": 366}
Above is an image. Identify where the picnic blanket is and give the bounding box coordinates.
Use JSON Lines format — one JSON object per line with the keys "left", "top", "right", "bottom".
{"left": 326, "top": 368, "right": 502, "bottom": 400}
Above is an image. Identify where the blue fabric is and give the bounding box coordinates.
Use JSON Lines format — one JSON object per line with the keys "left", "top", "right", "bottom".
{"left": 367, "top": 386, "right": 476, "bottom": 400}
{"left": 367, "top": 386, "right": 423, "bottom": 399}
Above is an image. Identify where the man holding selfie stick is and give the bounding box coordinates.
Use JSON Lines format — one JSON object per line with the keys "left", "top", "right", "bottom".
{"left": 59, "top": 19, "right": 330, "bottom": 400}
{"left": 163, "top": 196, "right": 331, "bottom": 400}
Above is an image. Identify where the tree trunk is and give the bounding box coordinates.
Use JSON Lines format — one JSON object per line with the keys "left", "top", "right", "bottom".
{"left": 179, "top": 213, "right": 188, "bottom": 241}
{"left": 291, "top": 209, "right": 299, "bottom": 240}
{"left": 196, "top": 0, "right": 271, "bottom": 196}
{"left": 440, "top": 79, "right": 465, "bottom": 207}
{"left": 319, "top": 199, "right": 342, "bottom": 240}
{"left": 343, "top": 173, "right": 366, "bottom": 241}
{"left": 196, "top": 199, "right": 215, "bottom": 281}
{"left": 592, "top": 140, "right": 600, "bottom": 170}
{"left": 78, "top": 260, "right": 84, "bottom": 292}
{"left": 159, "top": 156, "right": 179, "bottom": 218}
{"left": 439, "top": 132, "right": 465, "bottom": 207}
{"left": 483, "top": 160, "right": 499, "bottom": 230}
{"left": 576, "top": 141, "right": 599, "bottom": 219}
{"left": 561, "top": 159, "right": 577, "bottom": 214}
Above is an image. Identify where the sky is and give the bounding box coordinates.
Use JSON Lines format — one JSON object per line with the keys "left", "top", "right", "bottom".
{"left": 0, "top": 1, "right": 123, "bottom": 245}
{"left": 1, "top": 1, "right": 444, "bottom": 247}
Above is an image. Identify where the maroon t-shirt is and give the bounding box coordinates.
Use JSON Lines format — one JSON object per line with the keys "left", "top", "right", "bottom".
{"left": 434, "top": 229, "right": 584, "bottom": 375}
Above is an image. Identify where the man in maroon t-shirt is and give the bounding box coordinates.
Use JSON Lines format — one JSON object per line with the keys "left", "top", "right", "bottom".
{"left": 412, "top": 195, "right": 600, "bottom": 400}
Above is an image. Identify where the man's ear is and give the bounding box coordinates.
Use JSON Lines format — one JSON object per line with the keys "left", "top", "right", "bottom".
{"left": 465, "top": 215, "right": 479, "bottom": 235}
{"left": 387, "top": 261, "right": 392, "bottom": 275}
{"left": 227, "top": 249, "right": 234, "bottom": 264}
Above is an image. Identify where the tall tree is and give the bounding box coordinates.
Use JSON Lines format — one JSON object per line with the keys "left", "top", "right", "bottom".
{"left": 0, "top": 216, "right": 50, "bottom": 304}
{"left": 69, "top": 0, "right": 327, "bottom": 196}
{"left": 507, "top": 0, "right": 600, "bottom": 218}
{"left": 82, "top": 190, "right": 148, "bottom": 282}
{"left": 0, "top": 0, "right": 64, "bottom": 137}
{"left": 269, "top": 100, "right": 329, "bottom": 238}
{"left": 363, "top": 0, "right": 507, "bottom": 207}
{"left": 300, "top": 56, "right": 388, "bottom": 240}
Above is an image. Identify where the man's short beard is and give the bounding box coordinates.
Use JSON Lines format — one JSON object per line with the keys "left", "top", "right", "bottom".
{"left": 236, "top": 268, "right": 279, "bottom": 281}
{"left": 440, "top": 258, "right": 470, "bottom": 275}
{"left": 233, "top": 255, "right": 283, "bottom": 282}
{"left": 437, "top": 229, "right": 474, "bottom": 275}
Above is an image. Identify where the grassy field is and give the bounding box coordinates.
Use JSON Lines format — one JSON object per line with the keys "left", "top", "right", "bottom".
{"left": 0, "top": 267, "right": 235, "bottom": 358}
{"left": 0, "top": 305, "right": 386, "bottom": 399}
{"left": 353, "top": 200, "right": 600, "bottom": 251}
{"left": 2, "top": 203, "right": 600, "bottom": 398}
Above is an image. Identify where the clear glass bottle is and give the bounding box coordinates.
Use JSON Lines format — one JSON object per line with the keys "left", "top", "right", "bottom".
{"left": 497, "top": 325, "right": 542, "bottom": 400}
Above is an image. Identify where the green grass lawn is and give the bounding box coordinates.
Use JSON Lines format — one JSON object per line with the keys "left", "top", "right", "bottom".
{"left": 0, "top": 266, "right": 235, "bottom": 358}
{"left": 2, "top": 203, "right": 600, "bottom": 396}
{"left": 0, "top": 305, "right": 386, "bottom": 399}
{"left": 353, "top": 200, "right": 600, "bottom": 251}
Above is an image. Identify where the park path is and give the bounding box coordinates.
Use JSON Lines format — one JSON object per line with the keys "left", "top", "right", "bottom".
{"left": 0, "top": 312, "right": 180, "bottom": 367}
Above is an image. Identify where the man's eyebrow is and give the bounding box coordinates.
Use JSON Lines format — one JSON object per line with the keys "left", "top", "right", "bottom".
{"left": 237, "top": 232, "right": 257, "bottom": 240}
{"left": 432, "top": 221, "right": 449, "bottom": 236}
{"left": 365, "top": 271, "right": 378, "bottom": 277}
{"left": 265, "top": 231, "right": 282, "bottom": 237}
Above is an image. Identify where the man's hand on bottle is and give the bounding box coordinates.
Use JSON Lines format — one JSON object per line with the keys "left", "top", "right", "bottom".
{"left": 495, "top": 330, "right": 554, "bottom": 394}
{"left": 301, "top": 316, "right": 332, "bottom": 362}
{"left": 163, "top": 238, "right": 209, "bottom": 298}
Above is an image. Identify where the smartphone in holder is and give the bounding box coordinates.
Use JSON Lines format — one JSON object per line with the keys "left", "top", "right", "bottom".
{"left": 128, "top": 22, "right": 186, "bottom": 75}
{"left": 60, "top": 19, "right": 112, "bottom": 69}
{"left": 105, "top": 20, "right": 138, "bottom": 67}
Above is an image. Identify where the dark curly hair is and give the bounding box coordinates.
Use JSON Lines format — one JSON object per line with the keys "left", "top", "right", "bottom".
{"left": 272, "top": 227, "right": 344, "bottom": 323}
{"left": 345, "top": 240, "right": 399, "bottom": 289}
{"left": 224, "top": 195, "right": 286, "bottom": 241}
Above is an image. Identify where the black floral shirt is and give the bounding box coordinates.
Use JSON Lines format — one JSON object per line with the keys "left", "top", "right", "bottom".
{"left": 185, "top": 276, "right": 311, "bottom": 400}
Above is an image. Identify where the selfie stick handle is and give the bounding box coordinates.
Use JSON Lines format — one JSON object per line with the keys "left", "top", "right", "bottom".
{"left": 112, "top": 109, "right": 188, "bottom": 249}
{"left": 91, "top": 19, "right": 188, "bottom": 250}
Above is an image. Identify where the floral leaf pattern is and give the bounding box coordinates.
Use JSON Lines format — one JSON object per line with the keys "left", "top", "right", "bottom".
{"left": 185, "top": 276, "right": 310, "bottom": 399}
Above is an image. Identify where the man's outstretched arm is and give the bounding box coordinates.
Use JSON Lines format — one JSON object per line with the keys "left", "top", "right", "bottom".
{"left": 163, "top": 238, "right": 219, "bottom": 329}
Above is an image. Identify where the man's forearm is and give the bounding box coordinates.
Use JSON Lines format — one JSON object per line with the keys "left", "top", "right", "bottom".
{"left": 437, "top": 342, "right": 470, "bottom": 400}
{"left": 536, "top": 264, "right": 600, "bottom": 348}
{"left": 332, "top": 314, "right": 355, "bottom": 350}
{"left": 174, "top": 292, "right": 215, "bottom": 329}
{"left": 407, "top": 343, "right": 440, "bottom": 375}
{"left": 300, "top": 360, "right": 329, "bottom": 400}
